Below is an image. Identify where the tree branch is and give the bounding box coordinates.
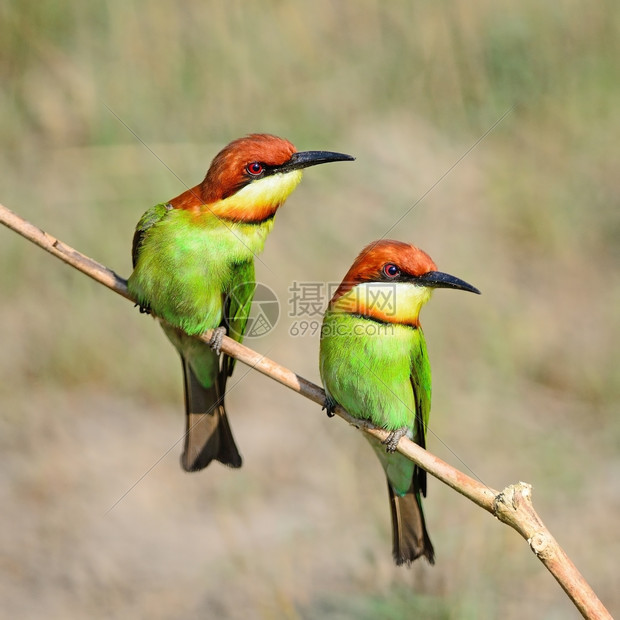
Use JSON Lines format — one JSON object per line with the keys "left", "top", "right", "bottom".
{"left": 0, "top": 202, "right": 611, "bottom": 619}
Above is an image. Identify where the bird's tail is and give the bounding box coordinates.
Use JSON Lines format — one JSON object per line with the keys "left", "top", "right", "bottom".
{"left": 387, "top": 480, "right": 435, "bottom": 566}
{"left": 180, "top": 355, "right": 242, "bottom": 471}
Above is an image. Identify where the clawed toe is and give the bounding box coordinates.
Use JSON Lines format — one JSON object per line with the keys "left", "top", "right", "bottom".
{"left": 322, "top": 394, "right": 337, "bottom": 418}
{"left": 382, "top": 427, "right": 408, "bottom": 453}
{"left": 208, "top": 326, "right": 226, "bottom": 355}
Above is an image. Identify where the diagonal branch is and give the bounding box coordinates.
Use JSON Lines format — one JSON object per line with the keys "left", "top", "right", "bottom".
{"left": 0, "top": 202, "right": 611, "bottom": 620}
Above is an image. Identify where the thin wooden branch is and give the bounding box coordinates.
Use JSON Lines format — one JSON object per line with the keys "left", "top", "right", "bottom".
{"left": 0, "top": 202, "right": 611, "bottom": 620}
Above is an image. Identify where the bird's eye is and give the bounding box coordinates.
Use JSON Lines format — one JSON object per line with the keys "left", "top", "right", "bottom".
{"left": 246, "top": 162, "right": 264, "bottom": 176}
{"left": 383, "top": 263, "right": 400, "bottom": 278}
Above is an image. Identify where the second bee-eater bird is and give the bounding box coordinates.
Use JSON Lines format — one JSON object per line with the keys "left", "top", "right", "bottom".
{"left": 319, "top": 240, "right": 480, "bottom": 565}
{"left": 128, "top": 134, "right": 353, "bottom": 472}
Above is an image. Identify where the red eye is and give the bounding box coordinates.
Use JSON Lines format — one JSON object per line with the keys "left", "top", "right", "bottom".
{"left": 246, "top": 162, "right": 263, "bottom": 176}
{"left": 383, "top": 263, "right": 400, "bottom": 278}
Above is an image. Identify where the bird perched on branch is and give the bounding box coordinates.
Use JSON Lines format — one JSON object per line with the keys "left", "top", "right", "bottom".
{"left": 319, "top": 240, "right": 480, "bottom": 565}
{"left": 128, "top": 134, "right": 354, "bottom": 472}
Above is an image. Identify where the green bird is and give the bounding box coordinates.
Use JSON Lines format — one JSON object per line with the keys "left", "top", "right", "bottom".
{"left": 319, "top": 239, "right": 480, "bottom": 565}
{"left": 128, "top": 134, "right": 353, "bottom": 472}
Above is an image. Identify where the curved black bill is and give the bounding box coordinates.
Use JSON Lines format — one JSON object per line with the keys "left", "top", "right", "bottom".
{"left": 416, "top": 271, "right": 481, "bottom": 294}
{"left": 278, "top": 150, "right": 355, "bottom": 173}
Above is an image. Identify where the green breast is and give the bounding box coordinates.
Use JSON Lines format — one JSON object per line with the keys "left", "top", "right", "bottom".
{"left": 128, "top": 208, "right": 272, "bottom": 334}
{"left": 319, "top": 311, "right": 426, "bottom": 432}
{"left": 320, "top": 310, "right": 433, "bottom": 495}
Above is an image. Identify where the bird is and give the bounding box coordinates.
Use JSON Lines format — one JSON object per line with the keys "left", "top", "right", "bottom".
{"left": 319, "top": 239, "right": 480, "bottom": 565}
{"left": 128, "top": 133, "right": 354, "bottom": 472}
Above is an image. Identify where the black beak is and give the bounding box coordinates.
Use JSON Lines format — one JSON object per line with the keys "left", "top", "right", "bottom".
{"left": 416, "top": 271, "right": 481, "bottom": 295}
{"left": 278, "top": 150, "right": 355, "bottom": 173}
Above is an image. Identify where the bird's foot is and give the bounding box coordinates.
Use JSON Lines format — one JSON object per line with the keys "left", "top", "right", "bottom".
{"left": 134, "top": 303, "right": 151, "bottom": 315}
{"left": 382, "top": 427, "right": 408, "bottom": 453}
{"left": 322, "top": 394, "right": 337, "bottom": 418}
{"left": 208, "top": 326, "right": 227, "bottom": 355}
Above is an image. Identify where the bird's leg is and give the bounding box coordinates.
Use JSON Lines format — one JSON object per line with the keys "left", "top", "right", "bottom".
{"left": 322, "top": 394, "right": 337, "bottom": 418}
{"left": 134, "top": 303, "right": 151, "bottom": 315}
{"left": 382, "top": 426, "right": 408, "bottom": 453}
{"left": 208, "top": 326, "right": 227, "bottom": 355}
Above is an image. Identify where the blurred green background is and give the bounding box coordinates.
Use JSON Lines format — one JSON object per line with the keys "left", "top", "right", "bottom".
{"left": 1, "top": 1, "right": 619, "bottom": 618}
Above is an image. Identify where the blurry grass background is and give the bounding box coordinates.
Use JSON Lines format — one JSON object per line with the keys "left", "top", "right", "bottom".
{"left": 1, "top": 1, "right": 619, "bottom": 618}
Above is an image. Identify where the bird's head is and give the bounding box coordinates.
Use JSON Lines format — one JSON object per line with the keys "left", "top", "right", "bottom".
{"left": 171, "top": 134, "right": 353, "bottom": 222}
{"left": 329, "top": 240, "right": 480, "bottom": 327}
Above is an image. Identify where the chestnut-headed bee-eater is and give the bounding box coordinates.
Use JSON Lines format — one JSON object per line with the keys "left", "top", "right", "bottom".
{"left": 319, "top": 240, "right": 480, "bottom": 565}
{"left": 128, "top": 134, "right": 353, "bottom": 472}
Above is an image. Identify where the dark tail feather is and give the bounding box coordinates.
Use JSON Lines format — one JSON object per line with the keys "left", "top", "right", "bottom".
{"left": 387, "top": 480, "right": 435, "bottom": 566}
{"left": 180, "top": 357, "right": 242, "bottom": 471}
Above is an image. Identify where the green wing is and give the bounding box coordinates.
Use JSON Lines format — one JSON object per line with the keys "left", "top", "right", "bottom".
{"left": 131, "top": 202, "right": 171, "bottom": 268}
{"left": 222, "top": 260, "right": 255, "bottom": 379}
{"left": 410, "top": 328, "right": 432, "bottom": 496}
